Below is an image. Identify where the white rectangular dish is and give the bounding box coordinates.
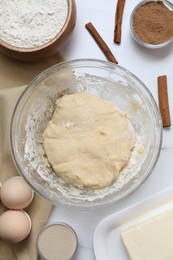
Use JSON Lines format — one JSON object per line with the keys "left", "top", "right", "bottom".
{"left": 93, "top": 186, "right": 173, "bottom": 260}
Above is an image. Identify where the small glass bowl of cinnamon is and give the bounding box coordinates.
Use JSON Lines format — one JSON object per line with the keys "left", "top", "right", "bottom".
{"left": 130, "top": 0, "right": 173, "bottom": 49}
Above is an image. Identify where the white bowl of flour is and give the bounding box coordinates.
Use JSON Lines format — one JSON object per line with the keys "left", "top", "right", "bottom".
{"left": 10, "top": 59, "right": 162, "bottom": 209}
{"left": 0, "top": 0, "right": 76, "bottom": 61}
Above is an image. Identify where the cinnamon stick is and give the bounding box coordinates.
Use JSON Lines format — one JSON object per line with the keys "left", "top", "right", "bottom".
{"left": 114, "top": 0, "right": 126, "bottom": 43}
{"left": 85, "top": 22, "right": 118, "bottom": 64}
{"left": 158, "top": 75, "right": 171, "bottom": 127}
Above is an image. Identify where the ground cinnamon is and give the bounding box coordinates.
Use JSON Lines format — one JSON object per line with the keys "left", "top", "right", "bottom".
{"left": 114, "top": 0, "right": 126, "bottom": 43}
{"left": 132, "top": 1, "right": 173, "bottom": 44}
{"left": 158, "top": 75, "right": 171, "bottom": 127}
{"left": 85, "top": 22, "right": 118, "bottom": 64}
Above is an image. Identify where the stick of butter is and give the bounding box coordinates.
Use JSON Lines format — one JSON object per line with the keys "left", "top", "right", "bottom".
{"left": 121, "top": 208, "right": 173, "bottom": 260}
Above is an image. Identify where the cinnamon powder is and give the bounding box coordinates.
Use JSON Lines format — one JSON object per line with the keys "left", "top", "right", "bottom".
{"left": 132, "top": 1, "right": 173, "bottom": 44}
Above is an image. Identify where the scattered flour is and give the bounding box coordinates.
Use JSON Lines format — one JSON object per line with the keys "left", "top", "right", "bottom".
{"left": 0, "top": 0, "right": 68, "bottom": 48}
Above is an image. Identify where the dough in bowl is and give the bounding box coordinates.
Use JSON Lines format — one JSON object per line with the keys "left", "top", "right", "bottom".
{"left": 43, "top": 93, "right": 136, "bottom": 189}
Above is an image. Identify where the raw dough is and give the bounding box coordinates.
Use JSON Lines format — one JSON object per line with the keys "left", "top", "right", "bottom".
{"left": 43, "top": 93, "right": 136, "bottom": 189}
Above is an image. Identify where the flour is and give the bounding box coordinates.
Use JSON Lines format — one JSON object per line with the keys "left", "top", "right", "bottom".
{"left": 0, "top": 0, "right": 68, "bottom": 48}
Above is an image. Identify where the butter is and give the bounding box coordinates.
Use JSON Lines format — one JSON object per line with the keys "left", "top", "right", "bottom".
{"left": 121, "top": 208, "right": 173, "bottom": 260}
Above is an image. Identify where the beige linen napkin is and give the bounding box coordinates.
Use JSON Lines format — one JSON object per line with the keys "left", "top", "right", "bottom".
{"left": 0, "top": 52, "right": 64, "bottom": 260}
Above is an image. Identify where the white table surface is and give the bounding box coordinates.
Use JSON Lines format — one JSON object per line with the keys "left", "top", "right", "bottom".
{"left": 48, "top": 0, "right": 173, "bottom": 259}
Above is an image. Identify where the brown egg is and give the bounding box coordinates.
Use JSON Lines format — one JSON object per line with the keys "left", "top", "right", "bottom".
{"left": 0, "top": 210, "right": 31, "bottom": 243}
{"left": 1, "top": 176, "right": 34, "bottom": 209}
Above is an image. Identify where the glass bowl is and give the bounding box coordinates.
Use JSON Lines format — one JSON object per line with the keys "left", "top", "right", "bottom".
{"left": 10, "top": 59, "right": 162, "bottom": 210}
{"left": 37, "top": 222, "right": 78, "bottom": 259}
{"left": 130, "top": 0, "right": 173, "bottom": 49}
